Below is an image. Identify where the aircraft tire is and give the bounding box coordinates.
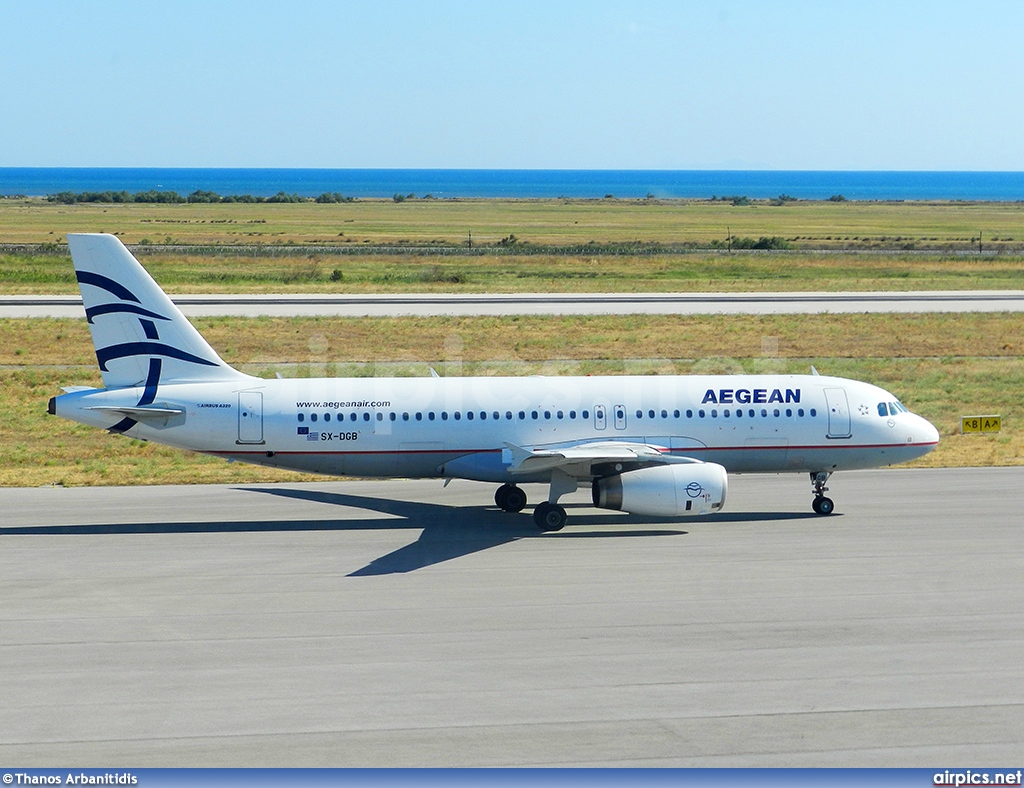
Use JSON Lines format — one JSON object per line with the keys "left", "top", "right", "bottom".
{"left": 533, "top": 501, "right": 567, "bottom": 531}
{"left": 495, "top": 484, "right": 527, "bottom": 513}
{"left": 813, "top": 496, "right": 835, "bottom": 515}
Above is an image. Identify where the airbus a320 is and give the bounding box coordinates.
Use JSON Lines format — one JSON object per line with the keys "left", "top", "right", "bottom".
{"left": 49, "top": 234, "right": 940, "bottom": 530}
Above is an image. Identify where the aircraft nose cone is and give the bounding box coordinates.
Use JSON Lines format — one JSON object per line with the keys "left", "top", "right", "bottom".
{"left": 917, "top": 415, "right": 940, "bottom": 447}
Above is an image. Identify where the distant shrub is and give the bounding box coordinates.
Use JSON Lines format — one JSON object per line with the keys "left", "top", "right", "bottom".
{"left": 187, "top": 189, "right": 222, "bottom": 203}
{"left": 266, "top": 191, "right": 307, "bottom": 203}
{"left": 729, "top": 236, "right": 792, "bottom": 250}
{"left": 828, "top": 194, "right": 847, "bottom": 202}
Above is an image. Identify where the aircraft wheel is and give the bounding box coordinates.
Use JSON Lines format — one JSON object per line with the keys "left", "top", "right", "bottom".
{"left": 533, "top": 501, "right": 567, "bottom": 531}
{"left": 495, "top": 483, "right": 527, "bottom": 513}
{"left": 812, "top": 496, "right": 835, "bottom": 516}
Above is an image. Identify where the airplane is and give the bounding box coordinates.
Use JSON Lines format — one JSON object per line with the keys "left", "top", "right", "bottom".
{"left": 49, "top": 233, "right": 940, "bottom": 530}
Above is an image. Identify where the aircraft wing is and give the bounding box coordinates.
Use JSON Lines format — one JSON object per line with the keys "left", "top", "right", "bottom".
{"left": 504, "top": 440, "right": 696, "bottom": 476}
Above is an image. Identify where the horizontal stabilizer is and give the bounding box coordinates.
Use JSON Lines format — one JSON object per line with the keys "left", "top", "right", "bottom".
{"left": 86, "top": 405, "right": 186, "bottom": 429}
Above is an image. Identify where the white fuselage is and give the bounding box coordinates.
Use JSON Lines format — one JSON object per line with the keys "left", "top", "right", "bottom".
{"left": 55, "top": 371, "right": 940, "bottom": 483}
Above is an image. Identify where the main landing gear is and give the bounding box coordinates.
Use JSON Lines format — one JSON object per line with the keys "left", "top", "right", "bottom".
{"left": 810, "top": 471, "right": 835, "bottom": 515}
{"left": 494, "top": 483, "right": 527, "bottom": 513}
{"left": 493, "top": 476, "right": 572, "bottom": 532}
{"left": 532, "top": 501, "right": 568, "bottom": 532}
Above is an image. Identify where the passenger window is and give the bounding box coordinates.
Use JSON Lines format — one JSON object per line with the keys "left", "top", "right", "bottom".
{"left": 311, "top": 413, "right": 318, "bottom": 422}
{"left": 376, "top": 413, "right": 383, "bottom": 421}
{"left": 686, "top": 409, "right": 693, "bottom": 418}
{"left": 428, "top": 412, "right": 435, "bottom": 421}
{"left": 297, "top": 413, "right": 304, "bottom": 422}
{"left": 389, "top": 412, "right": 396, "bottom": 421}
{"left": 402, "top": 412, "right": 409, "bottom": 421}
{"left": 466, "top": 412, "right": 473, "bottom": 420}
{"left": 454, "top": 412, "right": 461, "bottom": 420}
{"left": 324, "top": 413, "right": 331, "bottom": 422}
{"left": 506, "top": 411, "right": 513, "bottom": 420}
{"left": 636, "top": 410, "right": 643, "bottom": 419}
{"left": 441, "top": 412, "right": 448, "bottom": 420}
{"left": 415, "top": 412, "right": 422, "bottom": 421}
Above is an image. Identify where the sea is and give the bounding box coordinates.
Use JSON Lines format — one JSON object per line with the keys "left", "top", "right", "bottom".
{"left": 1, "top": 168, "right": 1023, "bottom": 201}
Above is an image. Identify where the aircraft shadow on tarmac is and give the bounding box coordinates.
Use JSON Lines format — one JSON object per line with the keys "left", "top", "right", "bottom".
{"left": 1, "top": 486, "right": 819, "bottom": 575}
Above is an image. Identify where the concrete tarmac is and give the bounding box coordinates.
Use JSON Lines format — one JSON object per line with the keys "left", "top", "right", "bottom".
{"left": 5, "top": 290, "right": 1024, "bottom": 318}
{"left": 2, "top": 467, "right": 1023, "bottom": 766}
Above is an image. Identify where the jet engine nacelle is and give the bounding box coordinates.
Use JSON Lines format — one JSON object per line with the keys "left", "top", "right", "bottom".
{"left": 592, "top": 462, "right": 728, "bottom": 517}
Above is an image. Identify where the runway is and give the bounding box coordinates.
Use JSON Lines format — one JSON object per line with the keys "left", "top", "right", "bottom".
{"left": 2, "top": 467, "right": 1022, "bottom": 766}
{"left": 4, "top": 290, "right": 1024, "bottom": 318}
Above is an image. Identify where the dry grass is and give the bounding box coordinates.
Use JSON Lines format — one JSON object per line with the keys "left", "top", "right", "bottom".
{"left": 5, "top": 313, "right": 1024, "bottom": 368}
{"left": 4, "top": 198, "right": 1024, "bottom": 248}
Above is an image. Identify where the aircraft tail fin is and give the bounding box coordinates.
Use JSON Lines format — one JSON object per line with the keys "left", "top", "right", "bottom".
{"left": 68, "top": 233, "right": 245, "bottom": 388}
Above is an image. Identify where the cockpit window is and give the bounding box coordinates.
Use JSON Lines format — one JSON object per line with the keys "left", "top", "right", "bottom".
{"left": 877, "top": 403, "right": 888, "bottom": 417}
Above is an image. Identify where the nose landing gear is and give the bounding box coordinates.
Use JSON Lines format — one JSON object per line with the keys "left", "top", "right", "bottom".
{"left": 810, "top": 471, "right": 835, "bottom": 515}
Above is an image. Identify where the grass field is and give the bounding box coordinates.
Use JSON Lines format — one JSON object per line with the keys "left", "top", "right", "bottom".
{"left": 3, "top": 196, "right": 1023, "bottom": 249}
{"left": 7, "top": 249, "right": 1024, "bottom": 295}
{"left": 3, "top": 198, "right": 1024, "bottom": 295}
{"left": 3, "top": 312, "right": 1021, "bottom": 487}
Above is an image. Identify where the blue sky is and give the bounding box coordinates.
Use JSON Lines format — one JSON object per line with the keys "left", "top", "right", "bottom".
{"left": 3, "top": 1, "right": 1023, "bottom": 170}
